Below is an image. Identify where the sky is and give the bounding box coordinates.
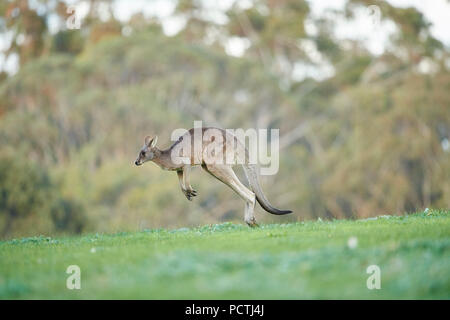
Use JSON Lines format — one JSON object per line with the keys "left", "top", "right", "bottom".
{"left": 1, "top": 0, "right": 450, "bottom": 76}
{"left": 110, "top": 0, "right": 450, "bottom": 52}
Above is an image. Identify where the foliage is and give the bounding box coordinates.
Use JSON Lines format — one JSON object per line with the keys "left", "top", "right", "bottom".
{"left": 0, "top": 0, "right": 449, "bottom": 239}
{"left": 0, "top": 153, "right": 86, "bottom": 238}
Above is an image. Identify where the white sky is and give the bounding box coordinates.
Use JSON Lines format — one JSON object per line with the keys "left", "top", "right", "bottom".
{"left": 1, "top": 0, "right": 450, "bottom": 76}
{"left": 110, "top": 0, "right": 450, "bottom": 50}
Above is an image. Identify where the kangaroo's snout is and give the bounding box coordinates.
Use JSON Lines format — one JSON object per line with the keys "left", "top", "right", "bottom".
{"left": 135, "top": 160, "right": 141, "bottom": 166}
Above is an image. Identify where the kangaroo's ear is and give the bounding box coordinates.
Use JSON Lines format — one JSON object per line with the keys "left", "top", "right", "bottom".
{"left": 151, "top": 135, "right": 158, "bottom": 148}
{"left": 144, "top": 135, "right": 158, "bottom": 148}
{"left": 144, "top": 135, "right": 152, "bottom": 146}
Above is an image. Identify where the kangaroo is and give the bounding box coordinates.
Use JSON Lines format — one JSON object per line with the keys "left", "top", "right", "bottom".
{"left": 134, "top": 127, "right": 292, "bottom": 227}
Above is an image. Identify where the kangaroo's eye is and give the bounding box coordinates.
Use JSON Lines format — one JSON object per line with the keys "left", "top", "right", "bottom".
{"left": 141, "top": 151, "right": 146, "bottom": 157}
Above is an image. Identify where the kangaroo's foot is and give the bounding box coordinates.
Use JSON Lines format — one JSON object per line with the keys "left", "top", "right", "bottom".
{"left": 183, "top": 188, "right": 197, "bottom": 201}
{"left": 245, "top": 216, "right": 259, "bottom": 228}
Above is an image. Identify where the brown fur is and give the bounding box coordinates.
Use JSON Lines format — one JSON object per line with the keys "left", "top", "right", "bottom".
{"left": 135, "top": 127, "right": 292, "bottom": 226}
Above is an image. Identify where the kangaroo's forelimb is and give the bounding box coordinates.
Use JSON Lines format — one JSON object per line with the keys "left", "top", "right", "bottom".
{"left": 177, "top": 166, "right": 197, "bottom": 201}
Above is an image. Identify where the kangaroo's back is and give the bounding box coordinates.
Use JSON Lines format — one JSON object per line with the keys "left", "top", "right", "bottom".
{"left": 173, "top": 127, "right": 249, "bottom": 166}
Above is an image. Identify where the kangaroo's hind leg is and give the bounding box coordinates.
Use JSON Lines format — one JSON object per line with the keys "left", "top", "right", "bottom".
{"left": 202, "top": 164, "right": 257, "bottom": 227}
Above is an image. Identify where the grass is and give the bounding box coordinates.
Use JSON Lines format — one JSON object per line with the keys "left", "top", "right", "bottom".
{"left": 0, "top": 209, "right": 449, "bottom": 299}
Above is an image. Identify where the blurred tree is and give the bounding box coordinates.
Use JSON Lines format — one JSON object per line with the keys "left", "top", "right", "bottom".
{"left": 347, "top": 0, "right": 444, "bottom": 63}
{"left": 0, "top": 154, "right": 51, "bottom": 235}
{"left": 0, "top": 0, "right": 47, "bottom": 65}
{"left": 174, "top": 0, "right": 215, "bottom": 43}
{"left": 0, "top": 152, "right": 86, "bottom": 237}
{"left": 226, "top": 0, "right": 310, "bottom": 83}
{"left": 0, "top": 0, "right": 449, "bottom": 239}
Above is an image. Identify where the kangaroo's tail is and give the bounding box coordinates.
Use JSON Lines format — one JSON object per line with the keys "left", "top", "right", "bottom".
{"left": 243, "top": 164, "right": 292, "bottom": 215}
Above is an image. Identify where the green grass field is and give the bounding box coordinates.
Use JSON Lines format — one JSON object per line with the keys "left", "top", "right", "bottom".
{"left": 0, "top": 209, "right": 449, "bottom": 299}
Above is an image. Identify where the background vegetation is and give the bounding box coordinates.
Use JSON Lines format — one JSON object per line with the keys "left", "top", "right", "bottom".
{"left": 0, "top": 0, "right": 449, "bottom": 239}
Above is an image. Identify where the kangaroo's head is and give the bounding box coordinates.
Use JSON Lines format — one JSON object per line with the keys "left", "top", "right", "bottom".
{"left": 135, "top": 135, "right": 158, "bottom": 166}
